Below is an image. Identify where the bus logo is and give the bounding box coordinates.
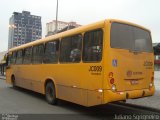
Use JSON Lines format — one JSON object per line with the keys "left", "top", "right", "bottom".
{"left": 127, "top": 70, "right": 132, "bottom": 77}
{"left": 144, "top": 61, "right": 153, "bottom": 66}
{"left": 112, "top": 59, "right": 117, "bottom": 67}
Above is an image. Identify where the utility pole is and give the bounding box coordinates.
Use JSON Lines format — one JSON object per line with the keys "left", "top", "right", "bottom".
{"left": 55, "top": 0, "right": 58, "bottom": 33}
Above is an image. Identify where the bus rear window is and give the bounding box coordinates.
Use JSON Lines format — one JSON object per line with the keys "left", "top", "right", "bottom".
{"left": 111, "top": 22, "right": 153, "bottom": 52}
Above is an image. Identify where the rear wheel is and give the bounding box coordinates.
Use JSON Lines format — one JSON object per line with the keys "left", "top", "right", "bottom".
{"left": 45, "top": 82, "right": 57, "bottom": 105}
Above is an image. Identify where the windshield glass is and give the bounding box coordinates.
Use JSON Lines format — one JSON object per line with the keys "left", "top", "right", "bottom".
{"left": 111, "top": 22, "right": 153, "bottom": 52}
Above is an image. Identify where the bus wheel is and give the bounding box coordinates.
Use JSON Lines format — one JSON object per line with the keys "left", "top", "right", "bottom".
{"left": 45, "top": 82, "right": 57, "bottom": 105}
{"left": 11, "top": 75, "right": 16, "bottom": 88}
{"left": 120, "top": 100, "right": 126, "bottom": 103}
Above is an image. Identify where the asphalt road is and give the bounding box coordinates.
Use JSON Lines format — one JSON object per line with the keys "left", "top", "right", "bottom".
{"left": 126, "top": 71, "right": 160, "bottom": 109}
{"left": 0, "top": 79, "right": 160, "bottom": 120}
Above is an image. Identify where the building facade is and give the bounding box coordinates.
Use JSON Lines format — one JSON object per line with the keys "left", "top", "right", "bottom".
{"left": 0, "top": 51, "right": 7, "bottom": 76}
{"left": 46, "top": 20, "right": 81, "bottom": 36}
{"left": 8, "top": 11, "right": 42, "bottom": 49}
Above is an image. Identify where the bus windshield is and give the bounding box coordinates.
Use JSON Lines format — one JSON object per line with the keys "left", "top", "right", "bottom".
{"left": 111, "top": 22, "right": 153, "bottom": 52}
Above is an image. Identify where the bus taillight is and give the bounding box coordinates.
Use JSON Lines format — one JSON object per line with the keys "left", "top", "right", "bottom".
{"left": 110, "top": 78, "right": 115, "bottom": 84}
{"left": 109, "top": 72, "right": 114, "bottom": 84}
{"left": 109, "top": 72, "right": 113, "bottom": 78}
{"left": 149, "top": 76, "right": 154, "bottom": 90}
{"left": 151, "top": 76, "right": 154, "bottom": 82}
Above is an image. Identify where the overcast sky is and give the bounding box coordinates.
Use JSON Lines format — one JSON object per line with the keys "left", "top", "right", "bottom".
{"left": 0, "top": 0, "right": 160, "bottom": 52}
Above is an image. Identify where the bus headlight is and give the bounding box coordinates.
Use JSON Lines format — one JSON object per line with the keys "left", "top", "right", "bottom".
{"left": 111, "top": 84, "right": 116, "bottom": 91}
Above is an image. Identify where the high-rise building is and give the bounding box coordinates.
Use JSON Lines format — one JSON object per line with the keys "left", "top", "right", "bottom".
{"left": 46, "top": 20, "right": 81, "bottom": 37}
{"left": 8, "top": 11, "right": 42, "bottom": 49}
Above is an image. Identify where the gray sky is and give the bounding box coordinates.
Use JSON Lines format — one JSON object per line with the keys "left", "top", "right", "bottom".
{"left": 0, "top": 0, "right": 160, "bottom": 52}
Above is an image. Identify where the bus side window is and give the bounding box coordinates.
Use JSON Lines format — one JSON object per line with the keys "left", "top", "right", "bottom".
{"left": 33, "top": 44, "right": 44, "bottom": 64}
{"left": 44, "top": 40, "right": 59, "bottom": 64}
{"left": 11, "top": 51, "right": 17, "bottom": 64}
{"left": 60, "top": 34, "right": 82, "bottom": 63}
{"left": 16, "top": 50, "right": 23, "bottom": 65}
{"left": 83, "top": 29, "right": 103, "bottom": 62}
{"left": 6, "top": 53, "right": 11, "bottom": 67}
{"left": 23, "top": 47, "right": 32, "bottom": 64}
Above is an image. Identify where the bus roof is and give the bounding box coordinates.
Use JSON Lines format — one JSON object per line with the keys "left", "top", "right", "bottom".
{"left": 110, "top": 19, "right": 151, "bottom": 32}
{"left": 9, "top": 19, "right": 151, "bottom": 52}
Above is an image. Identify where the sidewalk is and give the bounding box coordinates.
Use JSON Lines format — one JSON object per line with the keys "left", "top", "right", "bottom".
{"left": 0, "top": 75, "right": 6, "bottom": 80}
{"left": 154, "top": 71, "right": 160, "bottom": 90}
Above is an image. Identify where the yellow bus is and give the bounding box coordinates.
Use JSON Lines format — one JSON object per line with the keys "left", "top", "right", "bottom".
{"left": 6, "top": 19, "right": 155, "bottom": 106}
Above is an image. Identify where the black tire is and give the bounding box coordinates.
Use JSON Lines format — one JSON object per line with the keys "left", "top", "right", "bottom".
{"left": 120, "top": 100, "right": 126, "bottom": 103}
{"left": 45, "top": 82, "right": 57, "bottom": 105}
{"left": 11, "top": 76, "right": 16, "bottom": 88}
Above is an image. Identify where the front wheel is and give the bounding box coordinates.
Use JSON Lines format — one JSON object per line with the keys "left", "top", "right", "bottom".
{"left": 45, "top": 82, "right": 57, "bottom": 105}
{"left": 11, "top": 75, "right": 16, "bottom": 88}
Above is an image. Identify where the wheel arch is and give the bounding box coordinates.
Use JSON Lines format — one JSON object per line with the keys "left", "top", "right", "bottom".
{"left": 44, "top": 77, "right": 57, "bottom": 96}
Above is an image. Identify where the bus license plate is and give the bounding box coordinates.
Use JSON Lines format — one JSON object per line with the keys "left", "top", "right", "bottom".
{"left": 131, "top": 80, "right": 138, "bottom": 85}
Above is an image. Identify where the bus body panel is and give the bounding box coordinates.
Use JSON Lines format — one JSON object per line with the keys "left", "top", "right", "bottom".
{"left": 108, "top": 50, "right": 154, "bottom": 91}
{"left": 6, "top": 19, "right": 155, "bottom": 107}
{"left": 103, "top": 20, "right": 154, "bottom": 103}
{"left": 9, "top": 63, "right": 103, "bottom": 106}
{"left": 6, "top": 67, "right": 12, "bottom": 84}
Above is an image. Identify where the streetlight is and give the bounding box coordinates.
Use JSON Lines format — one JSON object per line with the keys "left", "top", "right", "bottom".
{"left": 55, "top": 0, "right": 58, "bottom": 33}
